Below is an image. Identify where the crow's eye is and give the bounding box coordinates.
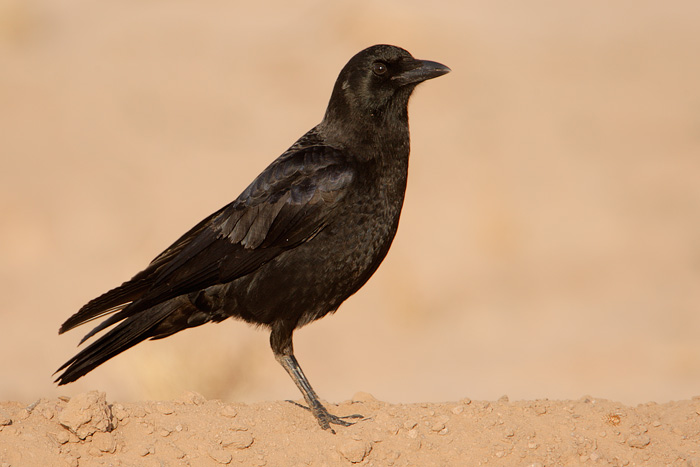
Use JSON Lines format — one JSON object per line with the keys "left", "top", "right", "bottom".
{"left": 372, "top": 61, "right": 387, "bottom": 76}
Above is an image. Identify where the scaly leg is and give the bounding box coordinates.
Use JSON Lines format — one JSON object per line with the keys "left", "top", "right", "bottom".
{"left": 271, "top": 321, "right": 362, "bottom": 433}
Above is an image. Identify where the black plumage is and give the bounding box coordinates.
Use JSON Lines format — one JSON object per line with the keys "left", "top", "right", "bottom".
{"left": 56, "top": 44, "right": 449, "bottom": 432}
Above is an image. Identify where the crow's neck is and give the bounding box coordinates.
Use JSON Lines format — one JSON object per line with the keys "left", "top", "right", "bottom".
{"left": 319, "top": 103, "right": 411, "bottom": 165}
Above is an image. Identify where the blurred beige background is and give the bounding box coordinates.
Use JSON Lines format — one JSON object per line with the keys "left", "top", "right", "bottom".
{"left": 1, "top": 0, "right": 699, "bottom": 405}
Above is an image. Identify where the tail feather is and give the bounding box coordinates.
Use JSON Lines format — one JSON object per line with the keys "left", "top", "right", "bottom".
{"left": 77, "top": 308, "right": 131, "bottom": 345}
{"left": 59, "top": 203, "right": 231, "bottom": 336}
{"left": 59, "top": 279, "right": 152, "bottom": 334}
{"left": 54, "top": 300, "right": 178, "bottom": 385}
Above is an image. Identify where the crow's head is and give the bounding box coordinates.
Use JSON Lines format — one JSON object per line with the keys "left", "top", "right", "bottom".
{"left": 323, "top": 44, "right": 450, "bottom": 126}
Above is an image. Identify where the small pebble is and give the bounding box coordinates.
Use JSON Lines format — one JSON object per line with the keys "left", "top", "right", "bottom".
{"left": 92, "top": 431, "right": 116, "bottom": 453}
{"left": 208, "top": 447, "right": 233, "bottom": 464}
{"left": 111, "top": 404, "right": 129, "bottom": 421}
{"left": 337, "top": 439, "right": 371, "bottom": 464}
{"left": 431, "top": 415, "right": 449, "bottom": 432}
{"left": 131, "top": 406, "right": 147, "bottom": 418}
{"left": 26, "top": 399, "right": 41, "bottom": 412}
{"left": 627, "top": 435, "right": 651, "bottom": 448}
{"left": 220, "top": 405, "right": 238, "bottom": 418}
{"left": 0, "top": 409, "right": 12, "bottom": 426}
{"left": 451, "top": 405, "right": 464, "bottom": 415}
{"left": 54, "top": 430, "right": 71, "bottom": 445}
{"left": 431, "top": 421, "right": 445, "bottom": 432}
{"left": 222, "top": 431, "right": 254, "bottom": 450}
{"left": 181, "top": 391, "right": 206, "bottom": 406}
{"left": 40, "top": 406, "right": 55, "bottom": 420}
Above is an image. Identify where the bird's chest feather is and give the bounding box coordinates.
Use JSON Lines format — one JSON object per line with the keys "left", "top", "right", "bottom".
{"left": 305, "top": 156, "right": 408, "bottom": 293}
{"left": 229, "top": 156, "right": 408, "bottom": 326}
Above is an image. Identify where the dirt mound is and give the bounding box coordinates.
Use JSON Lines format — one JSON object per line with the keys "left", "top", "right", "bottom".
{"left": 1, "top": 391, "right": 699, "bottom": 466}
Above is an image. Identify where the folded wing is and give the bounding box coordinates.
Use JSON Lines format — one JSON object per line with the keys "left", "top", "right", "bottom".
{"left": 59, "top": 144, "right": 355, "bottom": 339}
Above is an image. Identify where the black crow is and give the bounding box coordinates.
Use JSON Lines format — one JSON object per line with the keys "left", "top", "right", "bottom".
{"left": 56, "top": 44, "right": 450, "bottom": 432}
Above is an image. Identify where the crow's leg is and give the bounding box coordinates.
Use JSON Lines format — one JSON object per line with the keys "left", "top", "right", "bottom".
{"left": 277, "top": 353, "right": 364, "bottom": 432}
{"left": 270, "top": 321, "right": 362, "bottom": 433}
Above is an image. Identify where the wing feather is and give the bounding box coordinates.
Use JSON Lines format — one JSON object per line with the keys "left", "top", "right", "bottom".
{"left": 60, "top": 144, "right": 354, "bottom": 336}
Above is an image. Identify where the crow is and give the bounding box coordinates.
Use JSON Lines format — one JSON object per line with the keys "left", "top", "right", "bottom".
{"left": 56, "top": 44, "right": 450, "bottom": 432}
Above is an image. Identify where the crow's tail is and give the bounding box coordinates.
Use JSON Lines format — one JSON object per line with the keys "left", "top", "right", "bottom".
{"left": 54, "top": 299, "right": 182, "bottom": 385}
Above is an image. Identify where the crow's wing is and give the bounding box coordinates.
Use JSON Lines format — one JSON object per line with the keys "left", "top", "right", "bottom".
{"left": 59, "top": 145, "right": 355, "bottom": 334}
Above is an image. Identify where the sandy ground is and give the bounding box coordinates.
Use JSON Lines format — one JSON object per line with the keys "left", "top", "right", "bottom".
{"left": 2, "top": 0, "right": 700, "bottom": 465}
{"left": 2, "top": 391, "right": 700, "bottom": 466}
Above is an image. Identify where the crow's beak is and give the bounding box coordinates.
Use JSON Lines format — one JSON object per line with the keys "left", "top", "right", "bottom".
{"left": 393, "top": 59, "right": 451, "bottom": 86}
